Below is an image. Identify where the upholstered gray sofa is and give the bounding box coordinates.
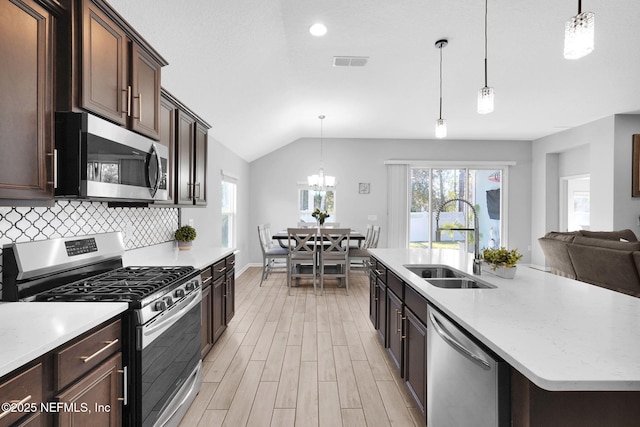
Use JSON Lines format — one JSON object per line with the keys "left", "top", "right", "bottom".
{"left": 538, "top": 229, "right": 640, "bottom": 297}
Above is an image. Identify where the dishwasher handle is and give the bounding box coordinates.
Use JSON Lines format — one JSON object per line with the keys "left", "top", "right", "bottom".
{"left": 429, "top": 310, "right": 491, "bottom": 370}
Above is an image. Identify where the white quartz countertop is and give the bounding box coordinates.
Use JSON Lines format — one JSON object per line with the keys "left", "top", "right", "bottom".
{"left": 122, "top": 241, "right": 235, "bottom": 270}
{"left": 0, "top": 302, "right": 128, "bottom": 378}
{"left": 369, "top": 248, "right": 640, "bottom": 392}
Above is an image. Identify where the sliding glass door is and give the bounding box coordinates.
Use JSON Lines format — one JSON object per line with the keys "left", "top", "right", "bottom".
{"left": 410, "top": 167, "right": 504, "bottom": 252}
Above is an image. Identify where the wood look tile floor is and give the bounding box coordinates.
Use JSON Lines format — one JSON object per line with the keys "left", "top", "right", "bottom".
{"left": 179, "top": 267, "right": 425, "bottom": 427}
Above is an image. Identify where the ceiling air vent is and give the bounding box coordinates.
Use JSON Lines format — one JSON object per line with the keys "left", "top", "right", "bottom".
{"left": 333, "top": 56, "right": 369, "bottom": 67}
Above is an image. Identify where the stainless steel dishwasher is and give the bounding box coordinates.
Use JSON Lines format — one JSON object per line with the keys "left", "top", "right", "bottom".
{"left": 427, "top": 305, "right": 509, "bottom": 427}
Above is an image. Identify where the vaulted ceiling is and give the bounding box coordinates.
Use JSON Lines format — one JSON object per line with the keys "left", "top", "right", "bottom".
{"left": 108, "top": 0, "right": 640, "bottom": 162}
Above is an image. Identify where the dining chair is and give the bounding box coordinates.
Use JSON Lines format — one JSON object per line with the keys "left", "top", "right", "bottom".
{"left": 322, "top": 222, "right": 340, "bottom": 228}
{"left": 349, "top": 224, "right": 375, "bottom": 272}
{"left": 319, "top": 228, "right": 351, "bottom": 295}
{"left": 258, "top": 224, "right": 288, "bottom": 286}
{"left": 287, "top": 228, "right": 318, "bottom": 295}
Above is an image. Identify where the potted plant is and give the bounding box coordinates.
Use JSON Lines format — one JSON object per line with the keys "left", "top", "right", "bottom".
{"left": 481, "top": 247, "right": 523, "bottom": 279}
{"left": 311, "top": 208, "right": 330, "bottom": 226}
{"left": 175, "top": 225, "right": 197, "bottom": 250}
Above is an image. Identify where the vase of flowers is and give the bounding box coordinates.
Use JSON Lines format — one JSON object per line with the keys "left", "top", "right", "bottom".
{"left": 311, "top": 208, "right": 330, "bottom": 226}
{"left": 175, "top": 225, "right": 197, "bottom": 250}
{"left": 481, "top": 247, "right": 523, "bottom": 279}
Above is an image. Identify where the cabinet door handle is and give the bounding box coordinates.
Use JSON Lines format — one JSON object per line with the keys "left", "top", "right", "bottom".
{"left": 132, "top": 93, "right": 142, "bottom": 122}
{"left": 122, "top": 86, "right": 132, "bottom": 116}
{"left": 396, "top": 309, "right": 402, "bottom": 333}
{"left": 217, "top": 266, "right": 227, "bottom": 273}
{"left": 0, "top": 395, "right": 32, "bottom": 420}
{"left": 195, "top": 182, "right": 201, "bottom": 199}
{"left": 80, "top": 339, "right": 119, "bottom": 363}
{"left": 117, "top": 366, "right": 128, "bottom": 405}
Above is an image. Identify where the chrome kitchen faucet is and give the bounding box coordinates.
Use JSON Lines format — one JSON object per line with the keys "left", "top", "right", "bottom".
{"left": 435, "top": 198, "right": 481, "bottom": 275}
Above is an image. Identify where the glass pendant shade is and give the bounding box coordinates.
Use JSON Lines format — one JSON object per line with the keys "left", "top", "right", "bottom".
{"left": 307, "top": 168, "right": 335, "bottom": 189}
{"left": 477, "top": 86, "right": 495, "bottom": 114}
{"left": 435, "top": 118, "right": 447, "bottom": 139}
{"left": 564, "top": 11, "right": 595, "bottom": 59}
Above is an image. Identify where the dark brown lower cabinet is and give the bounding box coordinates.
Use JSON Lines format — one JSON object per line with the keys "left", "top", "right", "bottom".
{"left": 376, "top": 279, "right": 387, "bottom": 344}
{"left": 201, "top": 282, "right": 213, "bottom": 358}
{"left": 404, "top": 308, "right": 427, "bottom": 417}
{"left": 386, "top": 289, "right": 403, "bottom": 372}
{"left": 369, "top": 270, "right": 377, "bottom": 326}
{"left": 212, "top": 275, "right": 226, "bottom": 342}
{"left": 55, "top": 352, "right": 122, "bottom": 427}
{"left": 225, "top": 270, "right": 235, "bottom": 324}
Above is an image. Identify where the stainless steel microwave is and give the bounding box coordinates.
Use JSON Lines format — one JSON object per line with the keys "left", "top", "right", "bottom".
{"left": 55, "top": 112, "right": 168, "bottom": 201}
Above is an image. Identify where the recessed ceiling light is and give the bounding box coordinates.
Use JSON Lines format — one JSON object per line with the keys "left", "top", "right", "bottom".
{"left": 309, "top": 23, "right": 327, "bottom": 37}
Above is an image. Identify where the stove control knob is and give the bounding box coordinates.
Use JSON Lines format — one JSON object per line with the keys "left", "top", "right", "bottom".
{"left": 164, "top": 296, "right": 174, "bottom": 307}
{"left": 185, "top": 281, "right": 196, "bottom": 291}
{"left": 155, "top": 300, "right": 167, "bottom": 311}
{"left": 174, "top": 289, "right": 185, "bottom": 298}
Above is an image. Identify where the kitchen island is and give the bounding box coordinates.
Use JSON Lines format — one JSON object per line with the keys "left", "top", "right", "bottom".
{"left": 370, "top": 248, "right": 640, "bottom": 426}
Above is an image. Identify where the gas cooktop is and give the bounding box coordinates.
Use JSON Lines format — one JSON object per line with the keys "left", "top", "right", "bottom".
{"left": 34, "top": 266, "right": 196, "bottom": 302}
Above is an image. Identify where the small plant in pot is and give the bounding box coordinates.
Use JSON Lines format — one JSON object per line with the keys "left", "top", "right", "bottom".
{"left": 481, "top": 247, "right": 523, "bottom": 279}
{"left": 175, "top": 225, "right": 196, "bottom": 251}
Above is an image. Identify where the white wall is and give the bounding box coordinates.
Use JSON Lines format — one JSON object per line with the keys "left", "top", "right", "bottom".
{"left": 531, "top": 114, "right": 640, "bottom": 267}
{"left": 182, "top": 136, "right": 251, "bottom": 272}
{"left": 249, "top": 137, "right": 532, "bottom": 264}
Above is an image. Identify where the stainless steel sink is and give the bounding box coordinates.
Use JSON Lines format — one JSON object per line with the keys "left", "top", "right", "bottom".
{"left": 404, "top": 265, "right": 464, "bottom": 279}
{"left": 403, "top": 264, "right": 496, "bottom": 289}
{"left": 425, "top": 278, "right": 495, "bottom": 289}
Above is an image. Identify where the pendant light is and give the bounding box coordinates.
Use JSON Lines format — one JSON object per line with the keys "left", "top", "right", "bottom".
{"left": 435, "top": 39, "right": 448, "bottom": 139}
{"left": 477, "top": 0, "right": 494, "bottom": 114}
{"left": 564, "top": 0, "right": 595, "bottom": 60}
{"left": 307, "top": 115, "right": 336, "bottom": 190}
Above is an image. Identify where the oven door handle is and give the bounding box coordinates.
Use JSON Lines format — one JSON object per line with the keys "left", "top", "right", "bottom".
{"left": 140, "top": 290, "right": 202, "bottom": 349}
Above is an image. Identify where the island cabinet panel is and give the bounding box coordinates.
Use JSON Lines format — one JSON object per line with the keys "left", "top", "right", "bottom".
{"left": 55, "top": 352, "right": 122, "bottom": 427}
{"left": 511, "top": 369, "right": 640, "bottom": 427}
{"left": 0, "top": 0, "right": 55, "bottom": 203}
{"left": 404, "top": 308, "right": 427, "bottom": 417}
{"left": 79, "top": 0, "right": 164, "bottom": 140}
{"left": 0, "top": 363, "right": 43, "bottom": 427}
{"left": 386, "top": 288, "right": 403, "bottom": 373}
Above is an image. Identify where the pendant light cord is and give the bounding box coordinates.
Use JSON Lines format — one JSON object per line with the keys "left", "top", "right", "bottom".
{"left": 484, "top": 0, "right": 488, "bottom": 88}
{"left": 319, "top": 115, "right": 325, "bottom": 169}
{"left": 439, "top": 46, "right": 443, "bottom": 120}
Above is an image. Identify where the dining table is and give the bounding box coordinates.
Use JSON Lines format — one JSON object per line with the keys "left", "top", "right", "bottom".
{"left": 271, "top": 229, "right": 366, "bottom": 248}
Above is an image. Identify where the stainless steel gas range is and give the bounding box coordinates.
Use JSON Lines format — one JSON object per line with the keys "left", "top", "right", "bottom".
{"left": 2, "top": 232, "right": 202, "bottom": 427}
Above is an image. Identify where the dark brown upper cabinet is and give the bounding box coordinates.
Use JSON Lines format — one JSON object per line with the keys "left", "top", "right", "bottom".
{"left": 78, "top": 0, "right": 166, "bottom": 140}
{"left": 163, "top": 89, "right": 210, "bottom": 206}
{"left": 0, "top": 0, "right": 59, "bottom": 204}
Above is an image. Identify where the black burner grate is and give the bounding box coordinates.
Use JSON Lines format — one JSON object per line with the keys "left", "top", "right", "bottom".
{"left": 35, "top": 266, "right": 195, "bottom": 302}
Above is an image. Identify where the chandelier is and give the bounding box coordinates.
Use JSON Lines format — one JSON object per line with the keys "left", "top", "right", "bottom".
{"left": 308, "top": 115, "right": 336, "bottom": 190}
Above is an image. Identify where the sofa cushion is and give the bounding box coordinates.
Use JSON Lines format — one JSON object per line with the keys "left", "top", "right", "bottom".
{"left": 572, "top": 235, "right": 640, "bottom": 251}
{"left": 567, "top": 239, "right": 640, "bottom": 295}
{"left": 579, "top": 229, "right": 638, "bottom": 242}
{"left": 538, "top": 231, "right": 579, "bottom": 279}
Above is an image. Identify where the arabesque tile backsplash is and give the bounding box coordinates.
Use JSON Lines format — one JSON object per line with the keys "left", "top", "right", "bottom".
{"left": 0, "top": 200, "right": 179, "bottom": 287}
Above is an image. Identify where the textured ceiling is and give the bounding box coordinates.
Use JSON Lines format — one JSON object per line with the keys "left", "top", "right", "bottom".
{"left": 108, "top": 0, "right": 640, "bottom": 162}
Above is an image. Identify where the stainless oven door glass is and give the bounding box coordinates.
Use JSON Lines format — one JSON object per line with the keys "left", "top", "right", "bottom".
{"left": 138, "top": 290, "right": 201, "bottom": 427}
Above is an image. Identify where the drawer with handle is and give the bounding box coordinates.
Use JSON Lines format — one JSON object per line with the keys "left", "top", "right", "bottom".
{"left": 55, "top": 319, "right": 121, "bottom": 390}
{"left": 0, "top": 363, "right": 42, "bottom": 427}
{"left": 212, "top": 259, "right": 227, "bottom": 280}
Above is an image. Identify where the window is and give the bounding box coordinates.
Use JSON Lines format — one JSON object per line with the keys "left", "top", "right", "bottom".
{"left": 409, "top": 167, "right": 505, "bottom": 252}
{"left": 221, "top": 179, "right": 236, "bottom": 248}
{"left": 298, "top": 188, "right": 335, "bottom": 222}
